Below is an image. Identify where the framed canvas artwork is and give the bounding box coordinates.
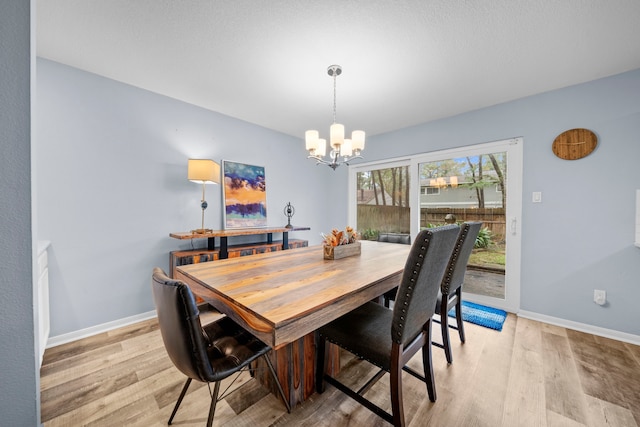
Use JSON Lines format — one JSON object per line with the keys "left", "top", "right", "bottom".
{"left": 222, "top": 160, "right": 267, "bottom": 229}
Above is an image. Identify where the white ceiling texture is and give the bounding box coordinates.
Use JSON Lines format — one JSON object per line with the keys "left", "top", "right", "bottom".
{"left": 37, "top": 0, "right": 640, "bottom": 139}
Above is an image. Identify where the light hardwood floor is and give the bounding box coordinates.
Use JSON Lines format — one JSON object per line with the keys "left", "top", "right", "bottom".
{"left": 41, "top": 312, "right": 640, "bottom": 426}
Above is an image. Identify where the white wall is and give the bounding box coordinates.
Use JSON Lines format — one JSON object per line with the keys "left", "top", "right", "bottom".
{"left": 364, "top": 69, "right": 640, "bottom": 336}
{"left": 36, "top": 58, "right": 342, "bottom": 337}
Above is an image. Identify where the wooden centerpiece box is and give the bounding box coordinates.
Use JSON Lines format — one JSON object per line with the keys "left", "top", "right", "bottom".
{"left": 323, "top": 241, "right": 361, "bottom": 260}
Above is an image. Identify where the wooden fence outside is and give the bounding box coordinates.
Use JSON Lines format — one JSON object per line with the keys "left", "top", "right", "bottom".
{"left": 423, "top": 207, "right": 506, "bottom": 242}
{"left": 357, "top": 205, "right": 411, "bottom": 234}
{"left": 357, "top": 205, "right": 506, "bottom": 242}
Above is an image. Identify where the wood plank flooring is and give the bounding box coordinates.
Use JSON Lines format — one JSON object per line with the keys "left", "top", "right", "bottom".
{"left": 41, "top": 312, "right": 640, "bottom": 426}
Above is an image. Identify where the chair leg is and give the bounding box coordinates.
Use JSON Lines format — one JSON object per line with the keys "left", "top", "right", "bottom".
{"left": 206, "top": 381, "right": 221, "bottom": 427}
{"left": 390, "top": 362, "right": 406, "bottom": 427}
{"left": 390, "top": 341, "right": 408, "bottom": 427}
{"left": 263, "top": 354, "right": 291, "bottom": 413}
{"left": 422, "top": 320, "right": 437, "bottom": 402}
{"left": 168, "top": 377, "right": 192, "bottom": 425}
{"left": 455, "top": 290, "right": 465, "bottom": 343}
{"left": 316, "top": 333, "right": 328, "bottom": 393}
{"left": 440, "top": 300, "right": 453, "bottom": 364}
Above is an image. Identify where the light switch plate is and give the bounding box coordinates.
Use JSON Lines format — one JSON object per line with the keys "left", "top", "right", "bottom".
{"left": 532, "top": 192, "right": 542, "bottom": 203}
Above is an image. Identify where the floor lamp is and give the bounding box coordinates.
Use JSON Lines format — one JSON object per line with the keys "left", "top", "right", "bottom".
{"left": 188, "top": 159, "right": 220, "bottom": 234}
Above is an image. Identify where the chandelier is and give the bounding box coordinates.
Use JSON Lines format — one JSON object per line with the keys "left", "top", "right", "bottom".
{"left": 305, "top": 65, "right": 365, "bottom": 170}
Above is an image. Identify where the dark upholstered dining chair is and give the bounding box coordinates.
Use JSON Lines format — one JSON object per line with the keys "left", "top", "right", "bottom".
{"left": 432, "top": 222, "right": 483, "bottom": 364}
{"left": 378, "top": 232, "right": 412, "bottom": 245}
{"left": 151, "top": 268, "right": 290, "bottom": 427}
{"left": 378, "top": 233, "right": 412, "bottom": 308}
{"left": 316, "top": 225, "right": 460, "bottom": 427}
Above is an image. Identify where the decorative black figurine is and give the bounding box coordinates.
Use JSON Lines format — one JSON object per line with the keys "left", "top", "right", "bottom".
{"left": 283, "top": 202, "right": 295, "bottom": 228}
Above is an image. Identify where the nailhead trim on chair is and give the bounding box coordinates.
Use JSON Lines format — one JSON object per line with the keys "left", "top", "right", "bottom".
{"left": 393, "top": 234, "right": 432, "bottom": 343}
{"left": 441, "top": 225, "right": 468, "bottom": 295}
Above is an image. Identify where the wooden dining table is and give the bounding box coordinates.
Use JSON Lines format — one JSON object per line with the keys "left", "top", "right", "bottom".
{"left": 174, "top": 240, "right": 412, "bottom": 407}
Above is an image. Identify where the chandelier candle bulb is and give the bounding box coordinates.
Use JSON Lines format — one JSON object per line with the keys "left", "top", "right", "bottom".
{"left": 352, "top": 130, "right": 365, "bottom": 152}
{"left": 305, "top": 130, "right": 319, "bottom": 151}
{"left": 330, "top": 123, "right": 344, "bottom": 149}
{"left": 317, "top": 138, "right": 327, "bottom": 156}
{"left": 341, "top": 139, "right": 353, "bottom": 157}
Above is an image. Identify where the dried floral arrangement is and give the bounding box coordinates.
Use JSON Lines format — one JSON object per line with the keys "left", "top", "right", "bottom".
{"left": 321, "top": 226, "right": 359, "bottom": 247}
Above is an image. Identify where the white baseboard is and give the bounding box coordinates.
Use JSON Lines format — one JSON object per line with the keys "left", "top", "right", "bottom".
{"left": 47, "top": 308, "right": 640, "bottom": 349}
{"left": 518, "top": 310, "right": 640, "bottom": 346}
{"left": 46, "top": 310, "right": 157, "bottom": 349}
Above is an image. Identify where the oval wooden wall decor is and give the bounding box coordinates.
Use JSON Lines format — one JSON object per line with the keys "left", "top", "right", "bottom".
{"left": 552, "top": 128, "right": 598, "bottom": 160}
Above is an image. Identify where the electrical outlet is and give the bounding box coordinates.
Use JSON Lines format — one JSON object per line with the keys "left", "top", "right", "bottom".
{"left": 594, "top": 289, "right": 606, "bottom": 305}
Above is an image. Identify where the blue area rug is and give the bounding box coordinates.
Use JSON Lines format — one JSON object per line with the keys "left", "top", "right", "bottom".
{"left": 449, "top": 301, "right": 507, "bottom": 331}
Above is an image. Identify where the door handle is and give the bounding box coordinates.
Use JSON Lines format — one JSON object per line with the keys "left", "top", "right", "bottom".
{"left": 510, "top": 217, "right": 517, "bottom": 235}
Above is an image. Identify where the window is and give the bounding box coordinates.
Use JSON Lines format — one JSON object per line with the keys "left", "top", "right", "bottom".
{"left": 350, "top": 162, "right": 410, "bottom": 240}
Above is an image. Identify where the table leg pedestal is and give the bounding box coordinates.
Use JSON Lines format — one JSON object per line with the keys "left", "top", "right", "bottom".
{"left": 254, "top": 332, "right": 340, "bottom": 409}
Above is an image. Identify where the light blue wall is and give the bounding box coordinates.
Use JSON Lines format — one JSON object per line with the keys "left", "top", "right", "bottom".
{"left": 365, "top": 69, "right": 640, "bottom": 336}
{"left": 36, "top": 58, "right": 342, "bottom": 337}
{"left": 36, "top": 59, "right": 640, "bottom": 340}
{"left": 0, "top": 0, "right": 40, "bottom": 424}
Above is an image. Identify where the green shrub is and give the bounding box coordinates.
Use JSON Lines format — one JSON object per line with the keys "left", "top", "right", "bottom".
{"left": 474, "top": 227, "right": 492, "bottom": 249}
{"left": 359, "top": 228, "right": 379, "bottom": 241}
{"left": 417, "top": 223, "right": 494, "bottom": 249}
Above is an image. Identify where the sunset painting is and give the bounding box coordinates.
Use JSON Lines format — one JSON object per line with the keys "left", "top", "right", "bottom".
{"left": 222, "top": 161, "right": 267, "bottom": 228}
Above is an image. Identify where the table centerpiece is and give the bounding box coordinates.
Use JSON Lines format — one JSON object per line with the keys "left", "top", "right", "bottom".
{"left": 322, "top": 226, "right": 361, "bottom": 260}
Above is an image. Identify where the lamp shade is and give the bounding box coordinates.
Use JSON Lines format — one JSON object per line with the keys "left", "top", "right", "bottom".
{"left": 188, "top": 159, "right": 220, "bottom": 184}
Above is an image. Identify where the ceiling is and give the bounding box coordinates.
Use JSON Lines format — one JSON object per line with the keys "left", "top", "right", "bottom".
{"left": 36, "top": 1, "right": 640, "bottom": 139}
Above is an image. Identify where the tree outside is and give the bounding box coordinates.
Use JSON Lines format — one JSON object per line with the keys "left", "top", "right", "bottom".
{"left": 356, "top": 154, "right": 506, "bottom": 274}
{"left": 419, "top": 153, "right": 506, "bottom": 274}
{"left": 356, "top": 166, "right": 411, "bottom": 240}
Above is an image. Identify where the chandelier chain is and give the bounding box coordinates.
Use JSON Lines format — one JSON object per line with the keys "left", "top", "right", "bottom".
{"left": 332, "top": 72, "right": 337, "bottom": 124}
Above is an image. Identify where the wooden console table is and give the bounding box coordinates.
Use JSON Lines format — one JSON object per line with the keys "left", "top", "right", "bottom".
{"left": 169, "top": 226, "right": 310, "bottom": 277}
{"left": 170, "top": 226, "right": 310, "bottom": 257}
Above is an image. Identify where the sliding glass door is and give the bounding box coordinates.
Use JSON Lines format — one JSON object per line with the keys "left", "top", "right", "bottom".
{"left": 349, "top": 138, "right": 522, "bottom": 312}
